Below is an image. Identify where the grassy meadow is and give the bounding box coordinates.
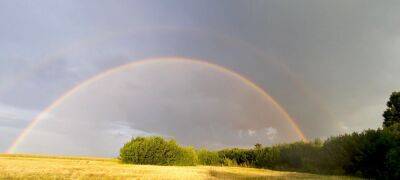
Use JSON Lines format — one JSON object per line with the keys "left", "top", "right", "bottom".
{"left": 0, "top": 154, "right": 359, "bottom": 179}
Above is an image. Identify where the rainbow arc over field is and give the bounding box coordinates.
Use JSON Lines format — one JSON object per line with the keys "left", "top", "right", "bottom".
{"left": 6, "top": 57, "right": 307, "bottom": 153}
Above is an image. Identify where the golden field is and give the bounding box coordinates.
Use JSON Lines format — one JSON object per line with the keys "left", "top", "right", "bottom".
{"left": 0, "top": 154, "right": 358, "bottom": 179}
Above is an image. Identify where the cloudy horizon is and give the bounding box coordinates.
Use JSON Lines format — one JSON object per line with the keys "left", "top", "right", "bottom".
{"left": 1, "top": 0, "right": 400, "bottom": 156}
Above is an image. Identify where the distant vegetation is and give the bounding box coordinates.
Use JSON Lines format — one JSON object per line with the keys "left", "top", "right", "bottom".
{"left": 1, "top": 154, "right": 357, "bottom": 179}
{"left": 120, "top": 91, "right": 400, "bottom": 179}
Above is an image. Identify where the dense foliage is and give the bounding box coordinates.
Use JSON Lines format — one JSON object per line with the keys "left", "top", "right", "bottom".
{"left": 383, "top": 91, "right": 400, "bottom": 127}
{"left": 120, "top": 126, "right": 399, "bottom": 178}
{"left": 321, "top": 125, "right": 400, "bottom": 178}
{"left": 120, "top": 91, "right": 400, "bottom": 179}
{"left": 199, "top": 125, "right": 399, "bottom": 179}
{"left": 119, "top": 136, "right": 197, "bottom": 165}
{"left": 196, "top": 149, "right": 220, "bottom": 165}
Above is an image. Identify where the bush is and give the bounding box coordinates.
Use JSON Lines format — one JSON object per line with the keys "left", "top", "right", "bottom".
{"left": 118, "top": 126, "right": 400, "bottom": 178}
{"left": 320, "top": 124, "right": 400, "bottom": 179}
{"left": 385, "top": 123, "right": 400, "bottom": 179}
{"left": 119, "top": 136, "right": 197, "bottom": 166}
{"left": 175, "top": 146, "right": 198, "bottom": 166}
{"left": 222, "top": 158, "right": 238, "bottom": 166}
{"left": 253, "top": 146, "right": 280, "bottom": 168}
{"left": 386, "top": 148, "right": 400, "bottom": 179}
{"left": 218, "top": 148, "right": 256, "bottom": 166}
{"left": 319, "top": 134, "right": 357, "bottom": 174}
{"left": 197, "top": 149, "right": 221, "bottom": 165}
{"left": 274, "top": 141, "right": 322, "bottom": 172}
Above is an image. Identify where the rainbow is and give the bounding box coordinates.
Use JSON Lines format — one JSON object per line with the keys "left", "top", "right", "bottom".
{"left": 6, "top": 57, "right": 307, "bottom": 153}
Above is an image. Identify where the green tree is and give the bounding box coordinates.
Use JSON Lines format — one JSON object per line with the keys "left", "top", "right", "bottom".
{"left": 119, "top": 136, "right": 197, "bottom": 166}
{"left": 383, "top": 91, "right": 400, "bottom": 127}
{"left": 197, "top": 149, "right": 221, "bottom": 165}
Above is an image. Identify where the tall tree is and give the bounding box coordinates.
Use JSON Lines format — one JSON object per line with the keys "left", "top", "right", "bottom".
{"left": 383, "top": 91, "right": 400, "bottom": 127}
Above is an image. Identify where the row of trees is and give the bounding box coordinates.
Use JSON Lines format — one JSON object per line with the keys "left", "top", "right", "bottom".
{"left": 212, "top": 124, "right": 400, "bottom": 179}
{"left": 119, "top": 92, "right": 400, "bottom": 179}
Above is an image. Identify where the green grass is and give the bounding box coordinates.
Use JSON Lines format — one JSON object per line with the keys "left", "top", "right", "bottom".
{"left": 0, "top": 154, "right": 359, "bottom": 179}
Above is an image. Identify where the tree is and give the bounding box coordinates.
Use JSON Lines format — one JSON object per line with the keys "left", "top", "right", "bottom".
{"left": 383, "top": 91, "right": 400, "bottom": 127}
{"left": 197, "top": 149, "right": 221, "bottom": 165}
{"left": 119, "top": 136, "right": 197, "bottom": 165}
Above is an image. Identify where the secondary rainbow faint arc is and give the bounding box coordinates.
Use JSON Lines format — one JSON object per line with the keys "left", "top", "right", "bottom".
{"left": 6, "top": 57, "right": 307, "bottom": 153}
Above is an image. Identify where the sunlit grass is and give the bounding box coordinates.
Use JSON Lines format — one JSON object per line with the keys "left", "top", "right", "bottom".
{"left": 0, "top": 154, "right": 358, "bottom": 179}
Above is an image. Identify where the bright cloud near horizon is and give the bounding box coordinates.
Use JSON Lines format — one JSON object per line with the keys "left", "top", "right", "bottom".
{"left": 1, "top": 0, "right": 400, "bottom": 156}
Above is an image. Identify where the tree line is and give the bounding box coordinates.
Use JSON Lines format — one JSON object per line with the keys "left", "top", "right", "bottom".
{"left": 119, "top": 91, "right": 400, "bottom": 179}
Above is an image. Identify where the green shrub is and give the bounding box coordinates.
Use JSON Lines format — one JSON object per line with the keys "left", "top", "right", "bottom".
{"left": 119, "top": 136, "right": 197, "bottom": 166}
{"left": 385, "top": 123, "right": 400, "bottom": 179}
{"left": 272, "top": 141, "right": 322, "bottom": 172}
{"left": 319, "top": 133, "right": 358, "bottom": 174}
{"left": 118, "top": 126, "right": 400, "bottom": 178}
{"left": 218, "top": 148, "right": 256, "bottom": 166}
{"left": 222, "top": 158, "right": 238, "bottom": 166}
{"left": 253, "top": 146, "right": 280, "bottom": 168}
{"left": 386, "top": 148, "right": 400, "bottom": 179}
{"left": 175, "top": 146, "right": 198, "bottom": 166}
{"left": 320, "top": 124, "right": 400, "bottom": 178}
{"left": 197, "top": 149, "right": 221, "bottom": 165}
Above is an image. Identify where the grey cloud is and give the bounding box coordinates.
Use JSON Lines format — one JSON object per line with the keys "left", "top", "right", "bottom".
{"left": 17, "top": 60, "right": 298, "bottom": 156}
{"left": 1, "top": 0, "right": 400, "bottom": 155}
{"left": 0, "top": 103, "right": 39, "bottom": 152}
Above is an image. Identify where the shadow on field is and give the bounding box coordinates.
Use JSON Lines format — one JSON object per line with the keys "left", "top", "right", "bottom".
{"left": 209, "top": 170, "right": 271, "bottom": 179}
{"left": 207, "top": 169, "right": 351, "bottom": 180}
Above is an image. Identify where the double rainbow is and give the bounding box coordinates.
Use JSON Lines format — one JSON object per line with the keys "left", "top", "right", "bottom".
{"left": 6, "top": 57, "right": 307, "bottom": 153}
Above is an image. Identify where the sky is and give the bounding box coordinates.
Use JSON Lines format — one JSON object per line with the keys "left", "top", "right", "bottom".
{"left": 1, "top": 0, "right": 400, "bottom": 156}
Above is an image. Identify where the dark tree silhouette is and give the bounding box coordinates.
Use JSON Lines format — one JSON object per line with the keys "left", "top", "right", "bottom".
{"left": 383, "top": 91, "right": 400, "bottom": 127}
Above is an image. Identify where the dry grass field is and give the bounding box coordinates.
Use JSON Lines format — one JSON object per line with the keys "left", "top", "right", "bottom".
{"left": 0, "top": 154, "right": 359, "bottom": 179}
